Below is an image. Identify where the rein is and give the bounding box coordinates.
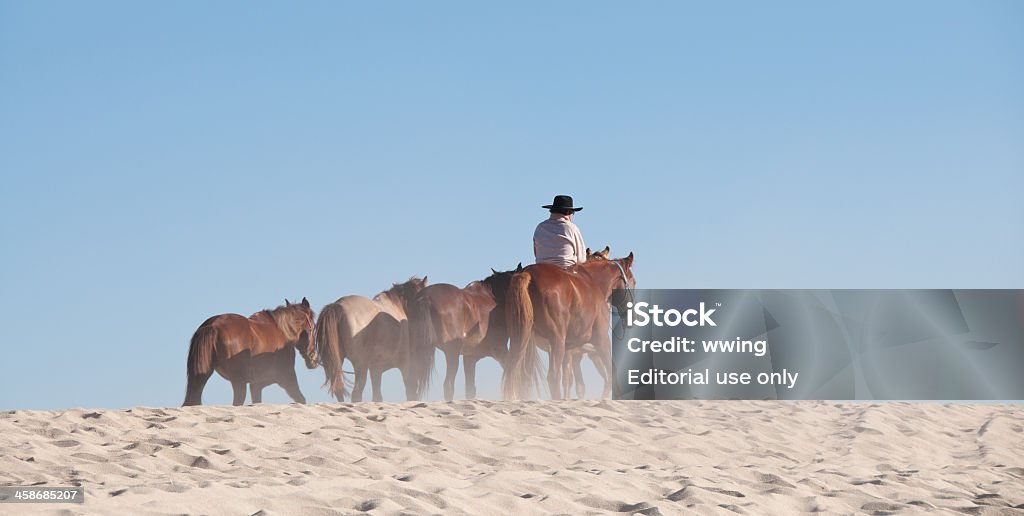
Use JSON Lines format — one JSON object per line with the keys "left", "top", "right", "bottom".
{"left": 611, "top": 260, "right": 634, "bottom": 305}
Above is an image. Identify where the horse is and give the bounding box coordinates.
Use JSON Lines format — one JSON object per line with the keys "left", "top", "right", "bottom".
{"left": 408, "top": 265, "right": 522, "bottom": 401}
{"left": 564, "top": 247, "right": 629, "bottom": 399}
{"left": 503, "top": 250, "right": 635, "bottom": 400}
{"left": 183, "top": 298, "right": 317, "bottom": 406}
{"left": 315, "top": 277, "right": 432, "bottom": 402}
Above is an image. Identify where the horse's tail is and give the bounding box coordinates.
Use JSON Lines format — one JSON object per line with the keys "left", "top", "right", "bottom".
{"left": 503, "top": 271, "right": 540, "bottom": 400}
{"left": 183, "top": 325, "right": 217, "bottom": 406}
{"left": 315, "top": 303, "right": 350, "bottom": 401}
{"left": 406, "top": 294, "right": 436, "bottom": 400}
{"left": 187, "top": 325, "right": 216, "bottom": 376}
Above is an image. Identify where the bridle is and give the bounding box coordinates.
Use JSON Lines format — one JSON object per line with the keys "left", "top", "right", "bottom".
{"left": 610, "top": 259, "right": 634, "bottom": 305}
{"left": 609, "top": 259, "right": 633, "bottom": 340}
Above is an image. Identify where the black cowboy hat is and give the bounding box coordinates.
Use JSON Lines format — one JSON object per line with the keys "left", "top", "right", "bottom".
{"left": 542, "top": 195, "right": 583, "bottom": 212}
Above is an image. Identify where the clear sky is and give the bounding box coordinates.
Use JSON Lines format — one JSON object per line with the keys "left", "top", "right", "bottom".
{"left": 2, "top": 1, "right": 1022, "bottom": 409}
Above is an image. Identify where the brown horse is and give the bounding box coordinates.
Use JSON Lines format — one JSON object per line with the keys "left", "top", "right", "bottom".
{"left": 503, "top": 251, "right": 635, "bottom": 400}
{"left": 564, "top": 247, "right": 624, "bottom": 399}
{"left": 183, "top": 298, "right": 316, "bottom": 406}
{"left": 409, "top": 265, "right": 521, "bottom": 401}
{"left": 315, "top": 277, "right": 432, "bottom": 402}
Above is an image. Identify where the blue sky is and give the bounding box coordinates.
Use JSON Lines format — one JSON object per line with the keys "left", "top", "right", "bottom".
{"left": 2, "top": 1, "right": 1022, "bottom": 409}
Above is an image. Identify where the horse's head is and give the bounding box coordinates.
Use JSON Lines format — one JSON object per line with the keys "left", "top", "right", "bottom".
{"left": 586, "top": 246, "right": 611, "bottom": 261}
{"left": 391, "top": 276, "right": 429, "bottom": 310}
{"left": 617, "top": 251, "right": 636, "bottom": 291}
{"left": 283, "top": 297, "right": 318, "bottom": 369}
{"left": 585, "top": 246, "right": 635, "bottom": 305}
{"left": 611, "top": 251, "right": 636, "bottom": 307}
{"left": 483, "top": 263, "right": 524, "bottom": 302}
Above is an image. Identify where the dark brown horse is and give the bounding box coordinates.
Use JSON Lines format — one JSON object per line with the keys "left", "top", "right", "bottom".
{"left": 315, "top": 277, "right": 432, "bottom": 402}
{"left": 409, "top": 266, "right": 521, "bottom": 401}
{"left": 503, "top": 251, "right": 635, "bottom": 400}
{"left": 183, "top": 298, "right": 316, "bottom": 406}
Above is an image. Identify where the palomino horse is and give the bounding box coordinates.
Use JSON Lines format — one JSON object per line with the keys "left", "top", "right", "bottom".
{"left": 183, "top": 298, "right": 316, "bottom": 406}
{"left": 315, "top": 277, "right": 432, "bottom": 402}
{"left": 409, "top": 265, "right": 521, "bottom": 401}
{"left": 503, "top": 251, "right": 635, "bottom": 400}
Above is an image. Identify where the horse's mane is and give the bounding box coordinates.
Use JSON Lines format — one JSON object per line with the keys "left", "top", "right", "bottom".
{"left": 381, "top": 276, "right": 433, "bottom": 397}
{"left": 264, "top": 303, "right": 312, "bottom": 341}
{"left": 391, "top": 276, "right": 424, "bottom": 291}
{"left": 376, "top": 276, "right": 425, "bottom": 304}
{"left": 250, "top": 309, "right": 274, "bottom": 321}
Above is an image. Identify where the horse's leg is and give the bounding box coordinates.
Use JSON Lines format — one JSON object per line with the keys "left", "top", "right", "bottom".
{"left": 572, "top": 352, "right": 586, "bottom": 400}
{"left": 370, "top": 368, "right": 384, "bottom": 402}
{"left": 231, "top": 381, "right": 247, "bottom": 406}
{"left": 485, "top": 330, "right": 509, "bottom": 371}
{"left": 561, "top": 352, "right": 575, "bottom": 398}
{"left": 279, "top": 369, "right": 307, "bottom": 404}
{"left": 351, "top": 368, "right": 368, "bottom": 403}
{"left": 561, "top": 352, "right": 574, "bottom": 400}
{"left": 402, "top": 370, "right": 419, "bottom": 401}
{"left": 183, "top": 371, "right": 213, "bottom": 406}
{"left": 464, "top": 355, "right": 480, "bottom": 399}
{"left": 591, "top": 322, "right": 613, "bottom": 399}
{"left": 249, "top": 382, "right": 266, "bottom": 404}
{"left": 442, "top": 348, "right": 460, "bottom": 402}
{"left": 596, "top": 351, "right": 612, "bottom": 399}
{"left": 546, "top": 337, "right": 565, "bottom": 400}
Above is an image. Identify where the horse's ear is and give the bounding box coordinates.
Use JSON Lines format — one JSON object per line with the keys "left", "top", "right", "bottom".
{"left": 301, "top": 297, "right": 309, "bottom": 308}
{"left": 602, "top": 245, "right": 610, "bottom": 256}
{"left": 491, "top": 267, "right": 498, "bottom": 274}
{"left": 285, "top": 299, "right": 291, "bottom": 306}
{"left": 626, "top": 251, "right": 634, "bottom": 266}
{"left": 422, "top": 276, "right": 428, "bottom": 285}
{"left": 515, "top": 263, "right": 524, "bottom": 272}
{"left": 586, "top": 247, "right": 592, "bottom": 256}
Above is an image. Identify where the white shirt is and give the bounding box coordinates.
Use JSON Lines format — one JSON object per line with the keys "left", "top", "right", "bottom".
{"left": 533, "top": 213, "right": 587, "bottom": 268}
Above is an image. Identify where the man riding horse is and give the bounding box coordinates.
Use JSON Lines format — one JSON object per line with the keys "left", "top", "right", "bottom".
{"left": 534, "top": 195, "right": 587, "bottom": 268}
{"left": 508, "top": 195, "right": 634, "bottom": 400}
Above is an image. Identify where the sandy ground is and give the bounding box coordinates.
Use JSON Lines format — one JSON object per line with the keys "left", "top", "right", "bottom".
{"left": 0, "top": 401, "right": 1021, "bottom": 515}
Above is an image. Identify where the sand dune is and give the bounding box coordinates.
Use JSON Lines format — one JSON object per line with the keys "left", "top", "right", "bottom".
{"left": 1, "top": 401, "right": 1021, "bottom": 515}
